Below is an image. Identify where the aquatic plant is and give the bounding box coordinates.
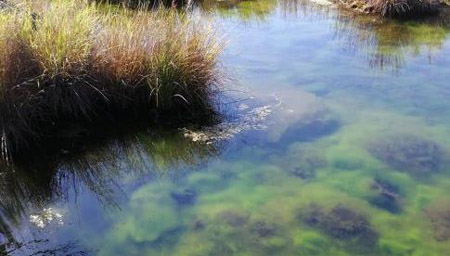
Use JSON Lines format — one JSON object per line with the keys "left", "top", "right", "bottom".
{"left": 367, "top": 135, "right": 444, "bottom": 177}
{"left": 425, "top": 200, "right": 450, "bottom": 241}
{"left": 250, "top": 221, "right": 277, "bottom": 238}
{"left": 0, "top": 0, "right": 221, "bottom": 162}
{"left": 273, "top": 145, "right": 326, "bottom": 180}
{"left": 297, "top": 204, "right": 378, "bottom": 250}
{"left": 219, "top": 210, "right": 250, "bottom": 227}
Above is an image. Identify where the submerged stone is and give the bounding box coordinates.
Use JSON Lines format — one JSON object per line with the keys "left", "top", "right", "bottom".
{"left": 368, "top": 135, "right": 444, "bottom": 177}
{"left": 369, "top": 178, "right": 402, "bottom": 213}
{"left": 170, "top": 189, "right": 198, "bottom": 207}
{"left": 297, "top": 204, "right": 378, "bottom": 249}
{"left": 278, "top": 117, "right": 340, "bottom": 145}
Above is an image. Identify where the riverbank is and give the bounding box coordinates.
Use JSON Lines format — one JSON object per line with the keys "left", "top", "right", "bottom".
{"left": 0, "top": 0, "right": 221, "bottom": 162}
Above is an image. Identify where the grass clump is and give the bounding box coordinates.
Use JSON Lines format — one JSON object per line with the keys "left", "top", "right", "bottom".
{"left": 368, "top": 0, "right": 440, "bottom": 18}
{"left": 0, "top": 0, "right": 222, "bottom": 162}
{"left": 337, "top": 0, "right": 442, "bottom": 18}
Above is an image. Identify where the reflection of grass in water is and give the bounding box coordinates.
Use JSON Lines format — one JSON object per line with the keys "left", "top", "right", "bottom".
{"left": 200, "top": 0, "right": 277, "bottom": 20}
{"left": 199, "top": 0, "right": 332, "bottom": 20}
{"left": 0, "top": 128, "right": 218, "bottom": 252}
{"left": 335, "top": 10, "right": 450, "bottom": 70}
{"left": 203, "top": 0, "right": 449, "bottom": 71}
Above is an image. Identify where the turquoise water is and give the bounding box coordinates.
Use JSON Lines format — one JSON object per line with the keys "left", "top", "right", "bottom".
{"left": 2, "top": 0, "right": 450, "bottom": 255}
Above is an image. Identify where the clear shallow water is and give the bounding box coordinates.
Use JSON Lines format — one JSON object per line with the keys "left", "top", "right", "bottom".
{"left": 3, "top": 0, "right": 450, "bottom": 255}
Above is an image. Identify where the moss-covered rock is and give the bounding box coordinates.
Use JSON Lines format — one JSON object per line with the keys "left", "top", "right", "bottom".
{"left": 368, "top": 135, "right": 444, "bottom": 177}
{"left": 297, "top": 204, "right": 378, "bottom": 250}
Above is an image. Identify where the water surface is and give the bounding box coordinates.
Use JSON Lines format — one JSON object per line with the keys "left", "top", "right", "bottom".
{"left": 2, "top": 0, "right": 450, "bottom": 255}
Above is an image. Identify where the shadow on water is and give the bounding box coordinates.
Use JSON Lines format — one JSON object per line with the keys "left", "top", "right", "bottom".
{"left": 0, "top": 122, "right": 220, "bottom": 254}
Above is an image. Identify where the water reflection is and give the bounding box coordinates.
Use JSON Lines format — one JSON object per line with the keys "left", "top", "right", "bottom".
{"left": 198, "top": 0, "right": 278, "bottom": 20}
{"left": 202, "top": 0, "right": 450, "bottom": 71}
{"left": 199, "top": 0, "right": 331, "bottom": 20}
{"left": 334, "top": 9, "right": 450, "bottom": 70}
{"left": 0, "top": 128, "right": 219, "bottom": 253}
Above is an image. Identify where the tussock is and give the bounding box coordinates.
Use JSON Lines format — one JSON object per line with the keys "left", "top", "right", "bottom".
{"left": 368, "top": 0, "right": 440, "bottom": 18}
{"left": 0, "top": 0, "right": 222, "bottom": 162}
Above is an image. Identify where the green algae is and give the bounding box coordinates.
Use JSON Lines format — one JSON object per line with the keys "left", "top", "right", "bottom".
{"left": 63, "top": 90, "right": 450, "bottom": 256}
{"left": 95, "top": 115, "right": 450, "bottom": 255}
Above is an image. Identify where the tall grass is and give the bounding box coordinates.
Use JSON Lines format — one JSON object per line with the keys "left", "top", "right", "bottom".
{"left": 0, "top": 0, "right": 222, "bottom": 162}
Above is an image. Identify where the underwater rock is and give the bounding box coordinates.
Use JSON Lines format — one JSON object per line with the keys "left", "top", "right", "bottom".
{"left": 276, "top": 116, "right": 340, "bottom": 146}
{"left": 369, "top": 178, "right": 402, "bottom": 213}
{"left": 248, "top": 90, "right": 336, "bottom": 146}
{"left": 368, "top": 135, "right": 444, "bottom": 177}
{"left": 181, "top": 96, "right": 276, "bottom": 144}
{"left": 425, "top": 202, "right": 450, "bottom": 241}
{"left": 170, "top": 189, "right": 197, "bottom": 207}
{"left": 219, "top": 210, "right": 250, "bottom": 228}
{"left": 251, "top": 221, "right": 276, "bottom": 238}
{"left": 297, "top": 204, "right": 378, "bottom": 248}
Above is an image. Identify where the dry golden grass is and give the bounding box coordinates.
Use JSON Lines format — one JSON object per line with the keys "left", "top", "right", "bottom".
{"left": 0, "top": 0, "right": 222, "bottom": 161}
